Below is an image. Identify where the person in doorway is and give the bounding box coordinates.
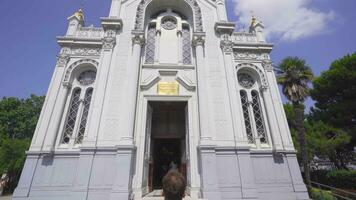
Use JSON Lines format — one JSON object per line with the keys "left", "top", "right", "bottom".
{"left": 169, "top": 160, "right": 178, "bottom": 171}
{"left": 162, "top": 170, "right": 186, "bottom": 200}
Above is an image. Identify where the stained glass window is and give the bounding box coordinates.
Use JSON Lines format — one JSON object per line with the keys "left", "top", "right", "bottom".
{"left": 75, "top": 88, "right": 93, "bottom": 144}
{"left": 62, "top": 88, "right": 81, "bottom": 144}
{"left": 145, "top": 25, "right": 156, "bottom": 64}
{"left": 240, "top": 91, "right": 254, "bottom": 143}
{"left": 182, "top": 26, "right": 192, "bottom": 64}
{"left": 251, "top": 91, "right": 267, "bottom": 143}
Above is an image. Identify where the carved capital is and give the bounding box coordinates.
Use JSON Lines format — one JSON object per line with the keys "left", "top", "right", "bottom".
{"left": 192, "top": 32, "right": 205, "bottom": 47}
{"left": 220, "top": 34, "right": 233, "bottom": 53}
{"left": 62, "top": 82, "right": 72, "bottom": 89}
{"left": 102, "top": 37, "right": 116, "bottom": 49}
{"left": 132, "top": 30, "right": 145, "bottom": 46}
{"left": 262, "top": 60, "right": 274, "bottom": 72}
{"left": 56, "top": 54, "right": 70, "bottom": 67}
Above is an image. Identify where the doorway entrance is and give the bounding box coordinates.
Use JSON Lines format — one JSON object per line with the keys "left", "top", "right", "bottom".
{"left": 144, "top": 101, "right": 188, "bottom": 192}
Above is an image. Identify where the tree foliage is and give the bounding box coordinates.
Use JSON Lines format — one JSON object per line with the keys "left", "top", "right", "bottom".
{"left": 277, "top": 57, "right": 314, "bottom": 188}
{"left": 0, "top": 95, "right": 44, "bottom": 193}
{"left": 311, "top": 53, "right": 356, "bottom": 138}
{"left": 284, "top": 103, "right": 352, "bottom": 169}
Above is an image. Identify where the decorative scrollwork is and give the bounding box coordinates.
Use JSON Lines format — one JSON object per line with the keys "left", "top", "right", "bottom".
{"left": 64, "top": 59, "right": 99, "bottom": 83}
{"left": 102, "top": 37, "right": 116, "bottom": 49}
{"left": 220, "top": 34, "right": 233, "bottom": 53}
{"left": 56, "top": 54, "right": 70, "bottom": 68}
{"left": 236, "top": 63, "right": 268, "bottom": 88}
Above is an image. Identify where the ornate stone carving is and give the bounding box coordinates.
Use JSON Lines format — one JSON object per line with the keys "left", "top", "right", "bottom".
{"left": 102, "top": 36, "right": 116, "bottom": 49}
{"left": 262, "top": 60, "right": 274, "bottom": 72}
{"left": 236, "top": 63, "right": 268, "bottom": 88}
{"left": 233, "top": 51, "right": 269, "bottom": 61}
{"left": 64, "top": 59, "right": 99, "bottom": 83}
{"left": 232, "top": 32, "right": 258, "bottom": 43}
{"left": 134, "top": 0, "right": 203, "bottom": 32}
{"left": 192, "top": 33, "right": 205, "bottom": 47}
{"left": 56, "top": 54, "right": 70, "bottom": 67}
{"left": 238, "top": 73, "right": 255, "bottom": 88}
{"left": 132, "top": 31, "right": 145, "bottom": 46}
{"left": 161, "top": 17, "right": 177, "bottom": 30}
{"left": 220, "top": 34, "right": 233, "bottom": 53}
{"left": 75, "top": 26, "right": 104, "bottom": 39}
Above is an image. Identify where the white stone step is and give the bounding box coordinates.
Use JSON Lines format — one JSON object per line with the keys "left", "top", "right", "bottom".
{"left": 141, "top": 190, "right": 204, "bottom": 200}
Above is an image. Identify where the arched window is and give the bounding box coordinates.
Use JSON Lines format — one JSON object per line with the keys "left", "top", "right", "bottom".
{"left": 238, "top": 72, "right": 268, "bottom": 146}
{"left": 145, "top": 23, "right": 156, "bottom": 64}
{"left": 144, "top": 9, "right": 192, "bottom": 65}
{"left": 61, "top": 69, "right": 96, "bottom": 146}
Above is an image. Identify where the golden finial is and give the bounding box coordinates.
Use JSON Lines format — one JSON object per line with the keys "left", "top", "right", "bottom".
{"left": 69, "top": 8, "right": 85, "bottom": 21}
{"left": 251, "top": 15, "right": 257, "bottom": 27}
{"left": 75, "top": 8, "right": 85, "bottom": 21}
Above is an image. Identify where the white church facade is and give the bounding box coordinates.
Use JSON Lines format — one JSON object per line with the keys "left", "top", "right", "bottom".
{"left": 13, "top": 0, "right": 309, "bottom": 199}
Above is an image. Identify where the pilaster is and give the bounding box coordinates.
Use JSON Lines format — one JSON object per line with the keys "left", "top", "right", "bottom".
{"left": 192, "top": 32, "right": 214, "bottom": 144}
{"left": 216, "top": 22, "right": 249, "bottom": 145}
{"left": 30, "top": 50, "right": 70, "bottom": 152}
{"left": 119, "top": 30, "right": 145, "bottom": 144}
{"left": 262, "top": 61, "right": 295, "bottom": 150}
{"left": 83, "top": 18, "right": 121, "bottom": 148}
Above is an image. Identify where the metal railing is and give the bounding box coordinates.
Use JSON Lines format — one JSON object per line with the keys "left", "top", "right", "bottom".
{"left": 309, "top": 180, "right": 356, "bottom": 200}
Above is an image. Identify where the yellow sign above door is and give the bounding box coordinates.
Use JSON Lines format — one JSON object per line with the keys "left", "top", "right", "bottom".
{"left": 157, "top": 81, "right": 179, "bottom": 95}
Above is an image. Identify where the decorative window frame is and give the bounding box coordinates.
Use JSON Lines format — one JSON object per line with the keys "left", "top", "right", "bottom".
{"left": 143, "top": 10, "right": 193, "bottom": 65}
{"left": 236, "top": 65, "right": 272, "bottom": 149}
{"left": 57, "top": 59, "right": 98, "bottom": 150}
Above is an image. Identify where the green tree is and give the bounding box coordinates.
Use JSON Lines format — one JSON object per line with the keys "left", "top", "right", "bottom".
{"left": 311, "top": 53, "right": 356, "bottom": 152}
{"left": 0, "top": 95, "right": 44, "bottom": 193}
{"left": 306, "top": 121, "right": 351, "bottom": 169}
{"left": 284, "top": 103, "right": 352, "bottom": 170}
{"left": 277, "top": 57, "right": 314, "bottom": 187}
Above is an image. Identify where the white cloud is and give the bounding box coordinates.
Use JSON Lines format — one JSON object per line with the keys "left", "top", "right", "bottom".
{"left": 232, "top": 0, "right": 336, "bottom": 41}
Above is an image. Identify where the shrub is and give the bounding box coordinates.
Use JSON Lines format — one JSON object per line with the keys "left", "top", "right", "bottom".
{"left": 311, "top": 188, "right": 337, "bottom": 200}
{"left": 326, "top": 170, "right": 356, "bottom": 189}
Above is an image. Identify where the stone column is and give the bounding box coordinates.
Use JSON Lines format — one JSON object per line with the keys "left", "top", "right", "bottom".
{"left": 216, "top": 0, "right": 228, "bottom": 21}
{"left": 220, "top": 34, "right": 249, "bottom": 144}
{"left": 259, "top": 84, "right": 284, "bottom": 151}
{"left": 120, "top": 30, "right": 145, "bottom": 143}
{"left": 83, "top": 20, "right": 121, "bottom": 147}
{"left": 109, "top": 0, "right": 122, "bottom": 18}
{"left": 192, "top": 32, "right": 212, "bottom": 142}
{"left": 41, "top": 53, "right": 71, "bottom": 152}
{"left": 263, "top": 61, "right": 295, "bottom": 150}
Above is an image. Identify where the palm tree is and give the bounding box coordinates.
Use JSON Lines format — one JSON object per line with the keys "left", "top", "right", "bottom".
{"left": 276, "top": 57, "right": 314, "bottom": 188}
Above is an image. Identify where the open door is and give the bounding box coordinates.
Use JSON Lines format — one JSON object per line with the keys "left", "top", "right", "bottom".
{"left": 184, "top": 104, "right": 191, "bottom": 188}
{"left": 142, "top": 104, "right": 153, "bottom": 194}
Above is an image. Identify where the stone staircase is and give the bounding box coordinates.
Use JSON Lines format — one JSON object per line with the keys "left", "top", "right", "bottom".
{"left": 142, "top": 190, "right": 203, "bottom": 200}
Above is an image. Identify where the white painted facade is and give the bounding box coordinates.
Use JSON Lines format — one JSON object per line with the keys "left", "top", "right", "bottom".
{"left": 13, "top": 0, "right": 309, "bottom": 199}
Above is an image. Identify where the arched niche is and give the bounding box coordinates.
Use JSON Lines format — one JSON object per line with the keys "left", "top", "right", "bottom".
{"left": 63, "top": 59, "right": 99, "bottom": 84}
{"left": 134, "top": 0, "right": 203, "bottom": 32}
{"left": 236, "top": 63, "right": 268, "bottom": 89}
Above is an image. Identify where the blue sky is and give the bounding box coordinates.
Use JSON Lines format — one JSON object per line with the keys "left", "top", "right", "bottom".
{"left": 0, "top": 0, "right": 355, "bottom": 109}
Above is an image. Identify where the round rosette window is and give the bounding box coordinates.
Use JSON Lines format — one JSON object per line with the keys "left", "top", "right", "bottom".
{"left": 77, "top": 70, "right": 97, "bottom": 86}
{"left": 161, "top": 16, "right": 177, "bottom": 30}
